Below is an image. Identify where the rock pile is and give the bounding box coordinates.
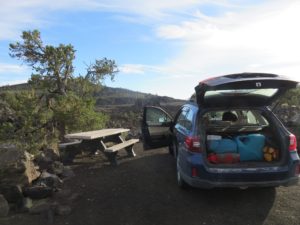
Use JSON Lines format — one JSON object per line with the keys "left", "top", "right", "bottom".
{"left": 0, "top": 144, "right": 77, "bottom": 221}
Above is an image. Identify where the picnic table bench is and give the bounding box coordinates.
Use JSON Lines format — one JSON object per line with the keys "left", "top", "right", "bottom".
{"left": 63, "top": 128, "right": 139, "bottom": 166}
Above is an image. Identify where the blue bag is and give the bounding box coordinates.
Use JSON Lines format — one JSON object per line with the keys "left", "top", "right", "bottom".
{"left": 235, "top": 134, "right": 265, "bottom": 161}
{"left": 208, "top": 138, "right": 238, "bottom": 154}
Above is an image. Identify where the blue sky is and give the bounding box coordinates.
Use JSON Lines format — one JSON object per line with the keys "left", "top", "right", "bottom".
{"left": 0, "top": 0, "right": 300, "bottom": 99}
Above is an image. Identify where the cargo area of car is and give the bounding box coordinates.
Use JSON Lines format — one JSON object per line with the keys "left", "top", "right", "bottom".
{"left": 200, "top": 108, "right": 287, "bottom": 167}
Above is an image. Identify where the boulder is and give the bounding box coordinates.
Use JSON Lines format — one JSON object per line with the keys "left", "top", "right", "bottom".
{"left": 51, "top": 161, "right": 64, "bottom": 176}
{"left": 0, "top": 194, "right": 9, "bottom": 217}
{"left": 34, "top": 148, "right": 60, "bottom": 171}
{"left": 0, "top": 144, "right": 40, "bottom": 187}
{"left": 17, "top": 197, "right": 33, "bottom": 213}
{"left": 0, "top": 185, "right": 23, "bottom": 203}
{"left": 23, "top": 185, "right": 53, "bottom": 200}
{"left": 36, "top": 171, "right": 63, "bottom": 189}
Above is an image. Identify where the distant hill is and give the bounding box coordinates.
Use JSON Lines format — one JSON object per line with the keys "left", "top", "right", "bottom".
{"left": 0, "top": 83, "right": 185, "bottom": 107}
{"left": 95, "top": 86, "right": 184, "bottom": 107}
{"left": 0, "top": 83, "right": 30, "bottom": 91}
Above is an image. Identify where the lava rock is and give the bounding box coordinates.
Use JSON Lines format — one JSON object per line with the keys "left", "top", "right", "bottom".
{"left": 0, "top": 144, "right": 40, "bottom": 186}
{"left": 0, "top": 185, "right": 23, "bottom": 204}
{"left": 51, "top": 161, "right": 64, "bottom": 175}
{"left": 34, "top": 148, "right": 60, "bottom": 171}
{"left": 33, "top": 171, "right": 63, "bottom": 189}
{"left": 0, "top": 194, "right": 9, "bottom": 217}
{"left": 23, "top": 185, "right": 53, "bottom": 200}
{"left": 17, "top": 197, "right": 33, "bottom": 213}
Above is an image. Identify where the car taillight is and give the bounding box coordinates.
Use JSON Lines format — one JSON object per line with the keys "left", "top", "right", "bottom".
{"left": 289, "top": 134, "right": 297, "bottom": 152}
{"left": 185, "top": 136, "right": 201, "bottom": 152}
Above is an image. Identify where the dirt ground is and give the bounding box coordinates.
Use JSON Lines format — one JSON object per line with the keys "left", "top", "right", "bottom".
{"left": 1, "top": 143, "right": 300, "bottom": 225}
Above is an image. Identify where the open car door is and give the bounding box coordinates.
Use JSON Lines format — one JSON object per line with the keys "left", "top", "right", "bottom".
{"left": 141, "top": 106, "right": 173, "bottom": 150}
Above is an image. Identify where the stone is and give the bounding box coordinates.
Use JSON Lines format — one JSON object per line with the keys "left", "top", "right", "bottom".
{"left": 23, "top": 185, "right": 53, "bottom": 200}
{"left": 51, "top": 161, "right": 64, "bottom": 175}
{"left": 33, "top": 171, "right": 63, "bottom": 189}
{"left": 34, "top": 153, "right": 52, "bottom": 171}
{"left": 34, "top": 148, "right": 60, "bottom": 171}
{"left": 0, "top": 194, "right": 9, "bottom": 217}
{"left": 0, "top": 185, "right": 23, "bottom": 203}
{"left": 44, "top": 147, "right": 60, "bottom": 160}
{"left": 0, "top": 144, "right": 40, "bottom": 186}
{"left": 17, "top": 197, "right": 33, "bottom": 213}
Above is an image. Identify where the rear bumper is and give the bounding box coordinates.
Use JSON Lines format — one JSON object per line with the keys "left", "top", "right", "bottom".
{"left": 180, "top": 170, "right": 299, "bottom": 189}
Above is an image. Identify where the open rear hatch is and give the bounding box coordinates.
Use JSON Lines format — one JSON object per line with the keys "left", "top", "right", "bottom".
{"left": 196, "top": 73, "right": 298, "bottom": 166}
{"left": 195, "top": 73, "right": 298, "bottom": 107}
{"left": 201, "top": 108, "right": 286, "bottom": 166}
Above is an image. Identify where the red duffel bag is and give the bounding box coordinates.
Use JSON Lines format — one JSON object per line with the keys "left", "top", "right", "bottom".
{"left": 207, "top": 153, "right": 240, "bottom": 164}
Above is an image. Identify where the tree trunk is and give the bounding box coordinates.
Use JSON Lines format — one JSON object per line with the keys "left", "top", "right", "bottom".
{"left": 58, "top": 121, "right": 66, "bottom": 141}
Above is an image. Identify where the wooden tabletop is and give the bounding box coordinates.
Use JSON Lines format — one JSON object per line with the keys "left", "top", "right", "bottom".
{"left": 65, "top": 128, "right": 130, "bottom": 140}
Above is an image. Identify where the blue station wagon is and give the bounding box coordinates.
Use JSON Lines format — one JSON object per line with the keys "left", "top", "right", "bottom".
{"left": 141, "top": 73, "right": 300, "bottom": 189}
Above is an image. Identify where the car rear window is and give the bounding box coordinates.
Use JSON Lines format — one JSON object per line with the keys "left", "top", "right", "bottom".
{"left": 203, "top": 109, "right": 269, "bottom": 126}
{"left": 205, "top": 89, "right": 278, "bottom": 98}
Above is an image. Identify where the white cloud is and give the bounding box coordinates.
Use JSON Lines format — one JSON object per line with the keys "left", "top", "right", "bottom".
{"left": 0, "top": 63, "right": 28, "bottom": 74}
{"left": 119, "top": 63, "right": 186, "bottom": 76}
{"left": 119, "top": 64, "right": 145, "bottom": 74}
{"left": 0, "top": 0, "right": 197, "bottom": 40}
{"left": 151, "top": 0, "right": 300, "bottom": 98}
{"left": 0, "top": 0, "right": 239, "bottom": 40}
{"left": 114, "top": 0, "right": 300, "bottom": 99}
{"left": 0, "top": 63, "right": 30, "bottom": 86}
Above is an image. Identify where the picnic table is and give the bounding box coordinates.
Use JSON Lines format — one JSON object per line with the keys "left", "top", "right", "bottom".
{"left": 62, "top": 128, "right": 139, "bottom": 166}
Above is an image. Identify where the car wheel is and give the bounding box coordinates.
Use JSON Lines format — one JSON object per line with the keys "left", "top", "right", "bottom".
{"left": 176, "top": 155, "right": 188, "bottom": 189}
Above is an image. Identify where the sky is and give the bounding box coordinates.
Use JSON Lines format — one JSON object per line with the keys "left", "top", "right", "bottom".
{"left": 0, "top": 0, "right": 300, "bottom": 99}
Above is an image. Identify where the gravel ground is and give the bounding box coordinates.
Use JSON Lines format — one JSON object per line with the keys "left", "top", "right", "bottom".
{"left": 1, "top": 143, "right": 300, "bottom": 225}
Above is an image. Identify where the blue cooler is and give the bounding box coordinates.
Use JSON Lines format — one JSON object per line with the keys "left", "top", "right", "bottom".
{"left": 208, "top": 138, "right": 238, "bottom": 154}
{"left": 235, "top": 134, "right": 265, "bottom": 161}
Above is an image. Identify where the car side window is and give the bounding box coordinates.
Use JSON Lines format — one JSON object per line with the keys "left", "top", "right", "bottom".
{"left": 146, "top": 107, "right": 171, "bottom": 126}
{"left": 176, "top": 107, "right": 194, "bottom": 131}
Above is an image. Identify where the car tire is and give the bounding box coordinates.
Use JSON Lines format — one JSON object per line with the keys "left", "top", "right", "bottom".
{"left": 176, "top": 155, "right": 188, "bottom": 189}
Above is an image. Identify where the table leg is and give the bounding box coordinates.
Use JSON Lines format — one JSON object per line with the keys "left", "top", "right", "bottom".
{"left": 125, "top": 145, "right": 136, "bottom": 157}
